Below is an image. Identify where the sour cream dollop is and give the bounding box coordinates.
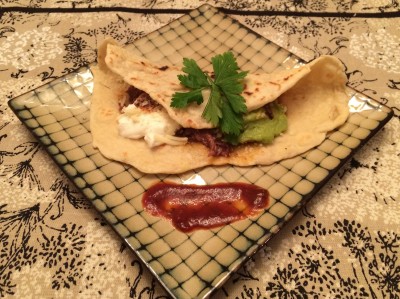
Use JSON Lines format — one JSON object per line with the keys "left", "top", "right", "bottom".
{"left": 118, "top": 104, "right": 187, "bottom": 148}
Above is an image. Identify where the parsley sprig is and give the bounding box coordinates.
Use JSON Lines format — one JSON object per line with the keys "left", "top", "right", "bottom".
{"left": 171, "top": 52, "right": 248, "bottom": 137}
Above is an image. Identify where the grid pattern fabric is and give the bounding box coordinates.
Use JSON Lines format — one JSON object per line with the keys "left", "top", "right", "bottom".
{"left": 8, "top": 4, "right": 393, "bottom": 299}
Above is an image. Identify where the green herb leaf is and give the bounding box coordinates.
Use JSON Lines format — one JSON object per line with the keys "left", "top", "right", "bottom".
{"left": 202, "top": 85, "right": 222, "bottom": 126}
{"left": 220, "top": 100, "right": 243, "bottom": 136}
{"left": 179, "top": 58, "right": 209, "bottom": 89}
{"left": 171, "top": 89, "right": 204, "bottom": 108}
{"left": 171, "top": 52, "right": 248, "bottom": 137}
{"left": 212, "top": 52, "right": 243, "bottom": 81}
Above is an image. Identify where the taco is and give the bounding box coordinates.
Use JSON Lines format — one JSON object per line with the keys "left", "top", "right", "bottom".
{"left": 90, "top": 41, "right": 349, "bottom": 174}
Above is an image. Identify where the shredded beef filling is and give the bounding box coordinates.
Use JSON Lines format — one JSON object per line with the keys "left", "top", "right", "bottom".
{"left": 264, "top": 104, "right": 274, "bottom": 119}
{"left": 176, "top": 128, "right": 233, "bottom": 157}
{"left": 121, "top": 86, "right": 161, "bottom": 112}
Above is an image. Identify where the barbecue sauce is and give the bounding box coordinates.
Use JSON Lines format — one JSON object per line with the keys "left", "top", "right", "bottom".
{"left": 142, "top": 181, "right": 269, "bottom": 233}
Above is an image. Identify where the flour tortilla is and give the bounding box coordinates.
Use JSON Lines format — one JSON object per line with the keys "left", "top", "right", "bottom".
{"left": 101, "top": 43, "right": 311, "bottom": 129}
{"left": 90, "top": 41, "right": 349, "bottom": 174}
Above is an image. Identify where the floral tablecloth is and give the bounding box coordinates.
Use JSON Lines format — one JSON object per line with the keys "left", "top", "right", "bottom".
{"left": 1, "top": 1, "right": 399, "bottom": 298}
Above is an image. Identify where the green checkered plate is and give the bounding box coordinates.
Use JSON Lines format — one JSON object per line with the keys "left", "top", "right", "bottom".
{"left": 8, "top": 4, "right": 394, "bottom": 299}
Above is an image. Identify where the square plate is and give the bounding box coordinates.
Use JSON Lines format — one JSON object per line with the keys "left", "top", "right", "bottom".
{"left": 8, "top": 4, "right": 393, "bottom": 299}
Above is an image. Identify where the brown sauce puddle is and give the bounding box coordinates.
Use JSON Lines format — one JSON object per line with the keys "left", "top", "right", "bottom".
{"left": 142, "top": 181, "right": 269, "bottom": 233}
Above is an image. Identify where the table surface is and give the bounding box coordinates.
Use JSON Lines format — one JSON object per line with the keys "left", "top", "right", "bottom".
{"left": 1, "top": 1, "right": 399, "bottom": 298}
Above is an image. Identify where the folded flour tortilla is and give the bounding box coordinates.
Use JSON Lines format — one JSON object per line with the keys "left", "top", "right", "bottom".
{"left": 90, "top": 41, "right": 349, "bottom": 174}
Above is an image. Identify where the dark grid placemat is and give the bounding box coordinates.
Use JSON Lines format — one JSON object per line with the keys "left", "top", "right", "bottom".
{"left": 8, "top": 4, "right": 393, "bottom": 299}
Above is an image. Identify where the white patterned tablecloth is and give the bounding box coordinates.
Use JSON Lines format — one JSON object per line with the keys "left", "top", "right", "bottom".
{"left": 0, "top": 1, "right": 399, "bottom": 298}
